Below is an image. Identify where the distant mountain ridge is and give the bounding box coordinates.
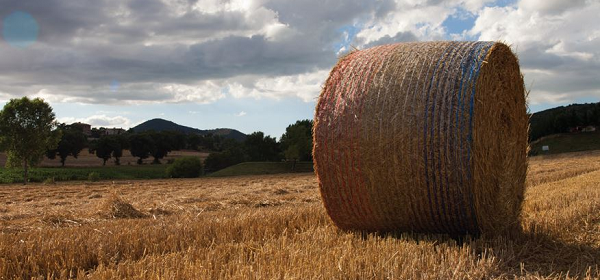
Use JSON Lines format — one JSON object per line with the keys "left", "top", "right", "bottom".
{"left": 132, "top": 118, "right": 246, "bottom": 141}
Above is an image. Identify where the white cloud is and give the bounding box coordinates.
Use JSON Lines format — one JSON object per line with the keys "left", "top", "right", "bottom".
{"left": 1, "top": 0, "right": 598, "bottom": 113}
{"left": 7, "top": 82, "right": 227, "bottom": 105}
{"left": 527, "top": 91, "right": 570, "bottom": 105}
{"left": 160, "top": 82, "right": 226, "bottom": 104}
{"left": 355, "top": 3, "right": 449, "bottom": 46}
{"left": 354, "top": 0, "right": 496, "bottom": 47}
{"left": 58, "top": 114, "right": 131, "bottom": 128}
{"left": 470, "top": 0, "right": 600, "bottom": 106}
{"left": 29, "top": 89, "right": 94, "bottom": 104}
{"left": 519, "top": 0, "right": 587, "bottom": 15}
{"left": 462, "top": 0, "right": 496, "bottom": 13}
{"left": 546, "top": 41, "right": 594, "bottom": 61}
{"left": 235, "top": 111, "right": 247, "bottom": 117}
{"left": 227, "top": 70, "right": 328, "bottom": 102}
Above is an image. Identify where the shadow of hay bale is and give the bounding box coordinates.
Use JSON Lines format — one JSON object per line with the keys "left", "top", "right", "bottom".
{"left": 98, "top": 194, "right": 146, "bottom": 219}
{"left": 353, "top": 229, "right": 600, "bottom": 278}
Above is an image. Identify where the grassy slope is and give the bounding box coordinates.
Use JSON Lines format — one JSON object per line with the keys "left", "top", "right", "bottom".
{"left": 0, "top": 161, "right": 314, "bottom": 184}
{"left": 0, "top": 165, "right": 169, "bottom": 184}
{"left": 208, "top": 161, "right": 314, "bottom": 177}
{"left": 530, "top": 131, "right": 600, "bottom": 155}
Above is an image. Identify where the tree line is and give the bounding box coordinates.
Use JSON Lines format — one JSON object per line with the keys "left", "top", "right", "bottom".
{"left": 44, "top": 119, "right": 312, "bottom": 171}
{"left": 530, "top": 102, "right": 600, "bottom": 142}
{"left": 0, "top": 97, "right": 313, "bottom": 184}
{"left": 204, "top": 120, "right": 313, "bottom": 172}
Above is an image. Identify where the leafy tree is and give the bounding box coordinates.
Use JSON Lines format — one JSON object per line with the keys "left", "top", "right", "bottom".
{"left": 284, "top": 145, "right": 300, "bottom": 170}
{"left": 129, "top": 133, "right": 154, "bottom": 164}
{"left": 166, "top": 156, "right": 203, "bottom": 178}
{"left": 149, "top": 131, "right": 173, "bottom": 164}
{"left": 89, "top": 135, "right": 129, "bottom": 165}
{"left": 0, "top": 97, "right": 60, "bottom": 184}
{"left": 206, "top": 134, "right": 225, "bottom": 151}
{"left": 46, "top": 125, "right": 87, "bottom": 166}
{"left": 110, "top": 135, "right": 129, "bottom": 165}
{"left": 553, "top": 112, "right": 569, "bottom": 133}
{"left": 89, "top": 137, "right": 114, "bottom": 165}
{"left": 529, "top": 102, "right": 600, "bottom": 141}
{"left": 90, "top": 127, "right": 106, "bottom": 138}
{"left": 169, "top": 131, "right": 186, "bottom": 150}
{"left": 204, "top": 145, "right": 247, "bottom": 171}
{"left": 280, "top": 120, "right": 313, "bottom": 163}
{"left": 218, "top": 137, "right": 240, "bottom": 152}
{"left": 244, "top": 131, "right": 281, "bottom": 161}
{"left": 187, "top": 133, "right": 201, "bottom": 150}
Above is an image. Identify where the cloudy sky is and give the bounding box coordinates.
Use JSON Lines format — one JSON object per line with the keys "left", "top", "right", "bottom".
{"left": 0, "top": 0, "right": 598, "bottom": 138}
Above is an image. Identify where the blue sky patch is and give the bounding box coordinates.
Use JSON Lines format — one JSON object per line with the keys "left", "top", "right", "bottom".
{"left": 333, "top": 25, "right": 361, "bottom": 52}
{"left": 442, "top": 8, "right": 476, "bottom": 36}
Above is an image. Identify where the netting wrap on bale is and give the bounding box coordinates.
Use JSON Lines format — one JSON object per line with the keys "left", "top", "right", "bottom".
{"left": 313, "top": 41, "right": 528, "bottom": 236}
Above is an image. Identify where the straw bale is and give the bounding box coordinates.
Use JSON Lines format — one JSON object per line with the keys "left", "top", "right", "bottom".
{"left": 313, "top": 41, "right": 528, "bottom": 235}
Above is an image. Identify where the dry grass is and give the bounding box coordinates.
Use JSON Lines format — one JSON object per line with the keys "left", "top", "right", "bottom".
{"left": 98, "top": 194, "right": 147, "bottom": 219}
{"left": 0, "top": 151, "right": 599, "bottom": 279}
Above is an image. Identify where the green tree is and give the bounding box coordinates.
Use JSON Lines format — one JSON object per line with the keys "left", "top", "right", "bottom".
{"left": 0, "top": 97, "right": 60, "bottom": 184}
{"left": 149, "top": 131, "right": 173, "bottom": 164}
{"left": 206, "top": 134, "right": 226, "bottom": 151}
{"left": 244, "top": 131, "right": 281, "bottom": 161}
{"left": 187, "top": 133, "right": 201, "bottom": 150}
{"left": 46, "top": 125, "right": 87, "bottom": 166}
{"left": 169, "top": 131, "right": 186, "bottom": 150}
{"left": 110, "top": 135, "right": 128, "bottom": 165}
{"left": 284, "top": 144, "right": 300, "bottom": 170}
{"left": 166, "top": 156, "right": 203, "bottom": 178}
{"left": 89, "top": 137, "right": 114, "bottom": 166}
{"left": 129, "top": 133, "right": 154, "bottom": 164}
{"left": 280, "top": 120, "right": 313, "bottom": 163}
{"left": 89, "top": 135, "right": 128, "bottom": 165}
{"left": 553, "top": 112, "right": 569, "bottom": 133}
{"left": 204, "top": 145, "right": 247, "bottom": 172}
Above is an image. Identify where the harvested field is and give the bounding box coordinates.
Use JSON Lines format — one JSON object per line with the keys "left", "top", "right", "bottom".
{"left": 1, "top": 151, "right": 599, "bottom": 279}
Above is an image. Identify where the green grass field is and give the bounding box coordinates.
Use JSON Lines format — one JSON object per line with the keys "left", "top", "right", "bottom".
{"left": 0, "top": 161, "right": 315, "bottom": 184}
{"left": 530, "top": 131, "right": 600, "bottom": 155}
{"left": 208, "top": 161, "right": 314, "bottom": 177}
{"left": 0, "top": 164, "right": 169, "bottom": 184}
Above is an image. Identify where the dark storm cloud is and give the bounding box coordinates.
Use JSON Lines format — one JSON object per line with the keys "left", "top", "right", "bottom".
{"left": 3, "top": 0, "right": 594, "bottom": 106}
{"left": 185, "top": 35, "right": 335, "bottom": 78}
{"left": 264, "top": 0, "right": 393, "bottom": 27}
{"left": 0, "top": 0, "right": 397, "bottom": 103}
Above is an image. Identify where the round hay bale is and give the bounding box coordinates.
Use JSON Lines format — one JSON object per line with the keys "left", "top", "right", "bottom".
{"left": 313, "top": 41, "right": 528, "bottom": 236}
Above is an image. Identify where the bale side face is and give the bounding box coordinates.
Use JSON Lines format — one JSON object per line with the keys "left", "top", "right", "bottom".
{"left": 472, "top": 43, "right": 528, "bottom": 235}
{"left": 313, "top": 41, "right": 527, "bottom": 235}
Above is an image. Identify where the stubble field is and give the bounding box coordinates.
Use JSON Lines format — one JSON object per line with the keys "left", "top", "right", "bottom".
{"left": 1, "top": 151, "right": 600, "bottom": 279}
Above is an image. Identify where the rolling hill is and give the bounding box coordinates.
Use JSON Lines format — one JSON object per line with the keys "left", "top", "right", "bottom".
{"left": 132, "top": 118, "right": 246, "bottom": 141}
{"left": 529, "top": 130, "right": 600, "bottom": 155}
